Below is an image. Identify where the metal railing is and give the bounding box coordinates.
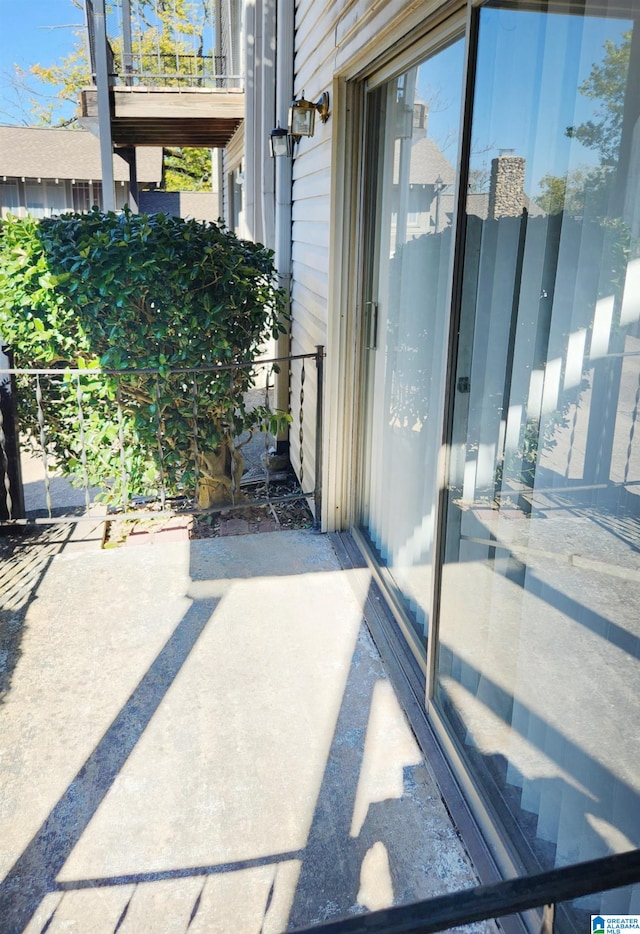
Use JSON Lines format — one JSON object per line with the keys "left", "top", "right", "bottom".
{"left": 111, "top": 52, "right": 243, "bottom": 89}
{"left": 0, "top": 348, "right": 324, "bottom": 527}
{"left": 288, "top": 850, "right": 640, "bottom": 934}
{"left": 85, "top": 0, "right": 243, "bottom": 91}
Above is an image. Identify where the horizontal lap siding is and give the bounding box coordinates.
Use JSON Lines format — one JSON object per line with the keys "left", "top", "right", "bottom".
{"left": 290, "top": 0, "right": 335, "bottom": 493}
{"left": 290, "top": 142, "right": 329, "bottom": 492}
{"left": 288, "top": 356, "right": 319, "bottom": 503}
{"left": 292, "top": 219, "right": 331, "bottom": 248}
{"left": 292, "top": 282, "right": 330, "bottom": 343}
{"left": 289, "top": 186, "right": 328, "bottom": 494}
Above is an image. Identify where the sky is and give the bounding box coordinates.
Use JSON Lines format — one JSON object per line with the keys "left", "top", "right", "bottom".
{"left": 0, "top": 0, "right": 85, "bottom": 125}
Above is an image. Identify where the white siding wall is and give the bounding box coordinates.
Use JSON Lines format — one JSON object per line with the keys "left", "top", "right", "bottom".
{"left": 288, "top": 0, "right": 341, "bottom": 494}
{"left": 221, "top": 123, "right": 250, "bottom": 239}
{"left": 289, "top": 0, "right": 448, "bottom": 524}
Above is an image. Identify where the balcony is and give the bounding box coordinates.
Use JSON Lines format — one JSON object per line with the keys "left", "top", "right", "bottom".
{"left": 80, "top": 84, "right": 244, "bottom": 148}
{"left": 81, "top": 3, "right": 244, "bottom": 149}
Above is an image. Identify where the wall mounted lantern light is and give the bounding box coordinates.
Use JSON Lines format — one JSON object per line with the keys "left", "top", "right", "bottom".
{"left": 288, "top": 91, "right": 330, "bottom": 138}
{"left": 269, "top": 122, "right": 293, "bottom": 158}
{"left": 270, "top": 92, "right": 330, "bottom": 158}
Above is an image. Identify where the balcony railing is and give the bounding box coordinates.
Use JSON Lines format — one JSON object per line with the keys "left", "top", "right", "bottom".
{"left": 112, "top": 52, "right": 243, "bottom": 90}
{"left": 0, "top": 349, "right": 324, "bottom": 527}
{"left": 85, "top": 0, "right": 243, "bottom": 92}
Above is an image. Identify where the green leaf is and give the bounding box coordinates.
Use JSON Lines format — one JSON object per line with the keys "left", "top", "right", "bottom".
{"left": 0, "top": 208, "right": 286, "bottom": 502}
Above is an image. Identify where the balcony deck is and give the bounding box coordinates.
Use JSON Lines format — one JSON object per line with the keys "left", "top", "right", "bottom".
{"left": 80, "top": 86, "right": 244, "bottom": 147}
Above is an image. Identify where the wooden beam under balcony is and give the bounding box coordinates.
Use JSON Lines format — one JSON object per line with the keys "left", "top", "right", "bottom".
{"left": 80, "top": 86, "right": 244, "bottom": 147}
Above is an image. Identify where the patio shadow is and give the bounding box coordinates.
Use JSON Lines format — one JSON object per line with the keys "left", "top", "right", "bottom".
{"left": 0, "top": 596, "right": 217, "bottom": 934}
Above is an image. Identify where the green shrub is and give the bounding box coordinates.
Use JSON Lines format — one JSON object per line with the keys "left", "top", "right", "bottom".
{"left": 0, "top": 208, "right": 287, "bottom": 506}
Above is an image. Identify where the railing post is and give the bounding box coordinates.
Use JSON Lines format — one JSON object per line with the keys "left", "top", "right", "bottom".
{"left": 313, "top": 345, "right": 324, "bottom": 531}
{"left": 75, "top": 373, "right": 91, "bottom": 513}
{"left": 0, "top": 349, "right": 25, "bottom": 520}
{"left": 0, "top": 391, "right": 14, "bottom": 521}
{"left": 121, "top": 0, "right": 134, "bottom": 84}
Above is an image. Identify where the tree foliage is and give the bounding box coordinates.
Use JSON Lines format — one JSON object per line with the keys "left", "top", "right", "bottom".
{"left": 536, "top": 30, "right": 631, "bottom": 218}
{"left": 27, "top": 44, "right": 89, "bottom": 128}
{"left": 534, "top": 166, "right": 614, "bottom": 218}
{"left": 163, "top": 147, "right": 212, "bottom": 191}
{"left": 0, "top": 209, "right": 287, "bottom": 505}
{"left": 566, "top": 29, "right": 631, "bottom": 166}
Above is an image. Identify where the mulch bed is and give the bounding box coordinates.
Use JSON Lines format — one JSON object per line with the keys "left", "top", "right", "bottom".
{"left": 102, "top": 474, "right": 315, "bottom": 547}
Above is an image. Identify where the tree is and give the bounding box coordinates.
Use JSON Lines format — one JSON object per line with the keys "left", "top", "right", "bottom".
{"left": 163, "top": 147, "right": 212, "bottom": 191}
{"left": 534, "top": 166, "right": 614, "bottom": 218}
{"left": 0, "top": 209, "right": 287, "bottom": 507}
{"left": 468, "top": 163, "right": 491, "bottom": 194}
{"left": 27, "top": 45, "right": 89, "bottom": 128}
{"left": 535, "top": 30, "right": 632, "bottom": 218}
{"left": 566, "top": 29, "right": 632, "bottom": 166}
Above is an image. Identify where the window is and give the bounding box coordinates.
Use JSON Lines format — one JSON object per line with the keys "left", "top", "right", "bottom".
{"left": 352, "top": 1, "right": 639, "bottom": 924}
{"left": 73, "top": 181, "right": 103, "bottom": 212}
{"left": 0, "top": 180, "right": 20, "bottom": 218}
{"left": 23, "top": 180, "right": 69, "bottom": 217}
{"left": 24, "top": 183, "right": 46, "bottom": 218}
{"left": 358, "top": 39, "right": 465, "bottom": 656}
{"left": 435, "top": 3, "right": 640, "bottom": 926}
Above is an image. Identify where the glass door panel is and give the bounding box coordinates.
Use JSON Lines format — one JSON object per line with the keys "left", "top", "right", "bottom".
{"left": 359, "top": 39, "right": 464, "bottom": 656}
{"left": 436, "top": 3, "right": 640, "bottom": 925}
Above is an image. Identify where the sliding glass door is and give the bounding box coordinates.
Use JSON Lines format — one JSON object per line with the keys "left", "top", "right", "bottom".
{"left": 356, "top": 0, "right": 640, "bottom": 926}
{"left": 358, "top": 39, "right": 465, "bottom": 658}
{"left": 435, "top": 2, "right": 640, "bottom": 925}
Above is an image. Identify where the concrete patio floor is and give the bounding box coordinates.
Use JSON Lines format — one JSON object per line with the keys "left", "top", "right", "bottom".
{"left": 0, "top": 525, "right": 493, "bottom": 933}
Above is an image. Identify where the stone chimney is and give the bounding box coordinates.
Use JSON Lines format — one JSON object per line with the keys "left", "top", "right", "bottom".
{"left": 412, "top": 102, "right": 428, "bottom": 139}
{"left": 488, "top": 152, "right": 526, "bottom": 219}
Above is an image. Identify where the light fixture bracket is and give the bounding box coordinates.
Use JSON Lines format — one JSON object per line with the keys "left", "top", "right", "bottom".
{"left": 288, "top": 91, "right": 331, "bottom": 139}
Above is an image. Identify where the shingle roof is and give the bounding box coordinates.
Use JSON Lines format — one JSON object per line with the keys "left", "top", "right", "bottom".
{"left": 0, "top": 125, "right": 163, "bottom": 184}
{"left": 391, "top": 137, "right": 457, "bottom": 187}
{"left": 410, "top": 137, "right": 456, "bottom": 186}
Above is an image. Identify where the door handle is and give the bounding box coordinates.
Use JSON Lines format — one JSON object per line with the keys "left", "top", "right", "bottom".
{"left": 365, "top": 301, "right": 379, "bottom": 350}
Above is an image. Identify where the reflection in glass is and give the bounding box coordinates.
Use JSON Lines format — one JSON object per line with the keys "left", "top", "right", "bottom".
{"left": 360, "top": 41, "right": 464, "bottom": 654}
{"left": 437, "top": 3, "right": 640, "bottom": 926}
